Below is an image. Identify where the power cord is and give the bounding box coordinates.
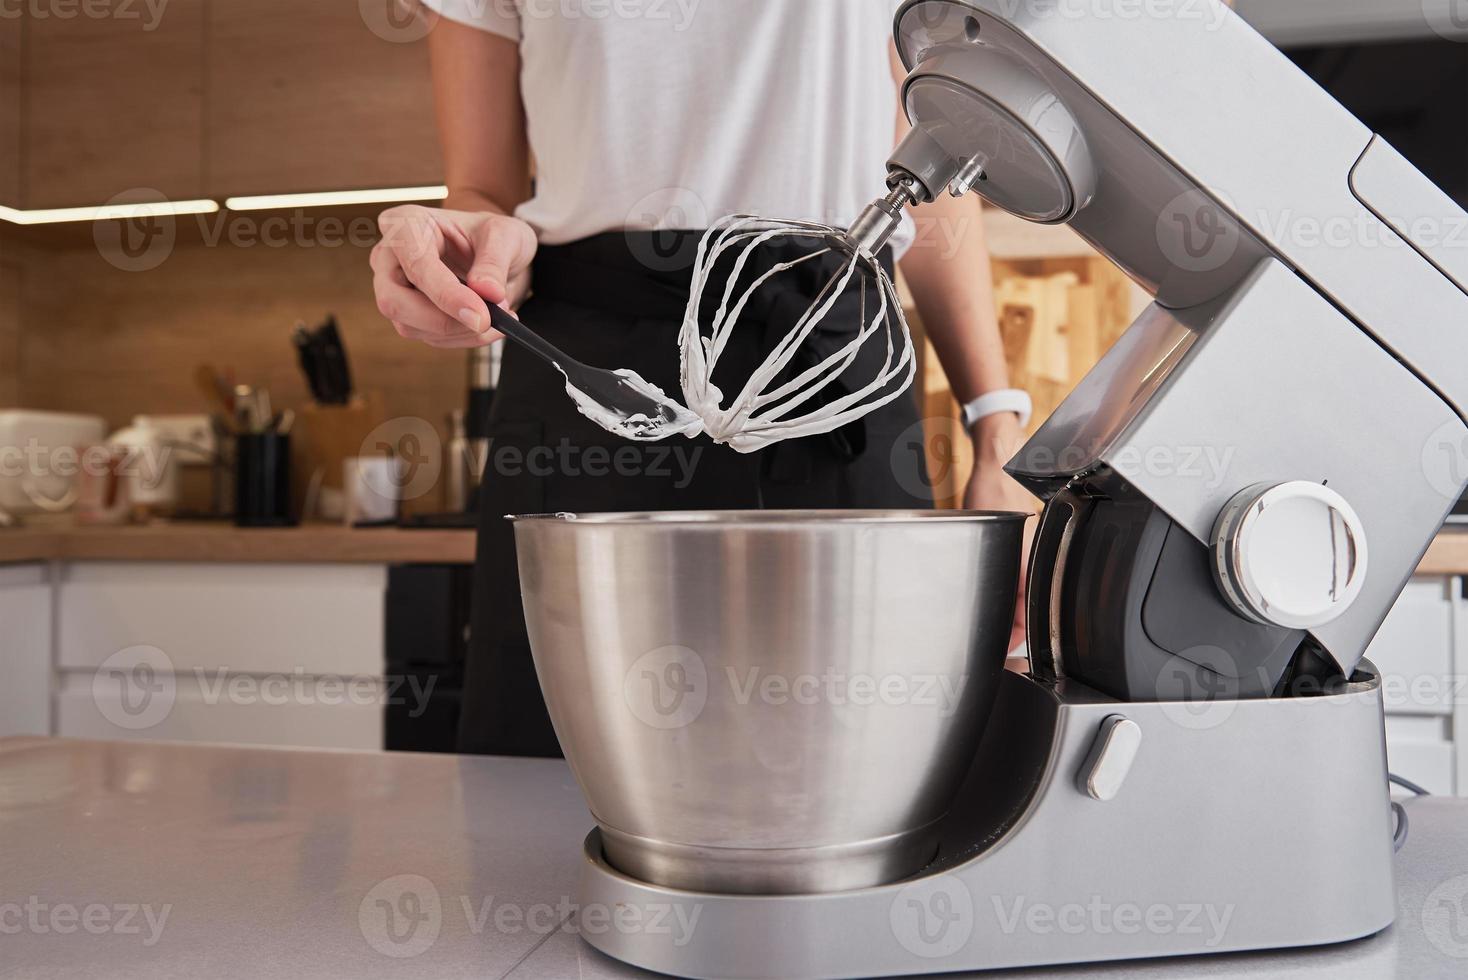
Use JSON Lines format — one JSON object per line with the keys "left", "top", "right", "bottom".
{"left": 1388, "top": 772, "right": 1430, "bottom": 853}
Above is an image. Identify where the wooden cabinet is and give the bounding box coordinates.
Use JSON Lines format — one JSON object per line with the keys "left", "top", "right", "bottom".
{"left": 21, "top": 1, "right": 206, "bottom": 208}
{"left": 205, "top": 0, "right": 443, "bottom": 197}
{"left": 7, "top": 0, "right": 440, "bottom": 210}
{"left": 0, "top": 13, "right": 20, "bottom": 205}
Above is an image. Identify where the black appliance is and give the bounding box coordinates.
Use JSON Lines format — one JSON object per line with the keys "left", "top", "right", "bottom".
{"left": 383, "top": 564, "right": 473, "bottom": 753}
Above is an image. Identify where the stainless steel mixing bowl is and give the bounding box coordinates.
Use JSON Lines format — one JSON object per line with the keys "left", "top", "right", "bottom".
{"left": 512, "top": 510, "right": 1027, "bottom": 895}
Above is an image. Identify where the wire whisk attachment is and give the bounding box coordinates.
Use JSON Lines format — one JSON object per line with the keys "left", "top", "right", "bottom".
{"left": 677, "top": 214, "right": 917, "bottom": 453}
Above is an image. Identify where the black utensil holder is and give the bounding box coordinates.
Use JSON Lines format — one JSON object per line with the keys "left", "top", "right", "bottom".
{"left": 235, "top": 432, "right": 295, "bottom": 527}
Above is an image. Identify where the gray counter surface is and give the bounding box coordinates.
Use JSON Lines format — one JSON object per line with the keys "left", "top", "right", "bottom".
{"left": 0, "top": 737, "right": 1464, "bottom": 979}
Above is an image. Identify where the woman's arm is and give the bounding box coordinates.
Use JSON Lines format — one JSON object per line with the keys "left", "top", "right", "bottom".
{"left": 890, "top": 46, "right": 1037, "bottom": 648}
{"left": 372, "top": 18, "right": 537, "bottom": 347}
{"left": 430, "top": 19, "right": 531, "bottom": 218}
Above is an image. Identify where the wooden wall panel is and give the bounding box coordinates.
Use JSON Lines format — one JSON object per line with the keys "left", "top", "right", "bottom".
{"left": 18, "top": 234, "right": 463, "bottom": 509}
{"left": 0, "top": 12, "right": 20, "bottom": 206}
{"left": 23, "top": 0, "right": 205, "bottom": 208}
{"left": 0, "top": 260, "right": 20, "bottom": 406}
{"left": 206, "top": 0, "right": 443, "bottom": 196}
{"left": 917, "top": 255, "right": 1138, "bottom": 508}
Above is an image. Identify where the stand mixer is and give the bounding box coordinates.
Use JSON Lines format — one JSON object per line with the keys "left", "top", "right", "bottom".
{"left": 515, "top": 2, "right": 1468, "bottom": 976}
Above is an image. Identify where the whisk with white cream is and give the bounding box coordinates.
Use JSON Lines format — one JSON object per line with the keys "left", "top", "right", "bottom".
{"left": 479, "top": 179, "right": 922, "bottom": 453}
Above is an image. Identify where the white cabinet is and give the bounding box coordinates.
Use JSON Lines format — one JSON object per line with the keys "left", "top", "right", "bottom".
{"left": 1365, "top": 576, "right": 1461, "bottom": 796}
{"left": 53, "top": 562, "right": 386, "bottom": 751}
{"left": 0, "top": 563, "right": 52, "bottom": 737}
{"left": 56, "top": 562, "right": 384, "bottom": 677}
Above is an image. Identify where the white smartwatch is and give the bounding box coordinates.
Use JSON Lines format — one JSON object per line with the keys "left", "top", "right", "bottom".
{"left": 961, "top": 389, "right": 1033, "bottom": 432}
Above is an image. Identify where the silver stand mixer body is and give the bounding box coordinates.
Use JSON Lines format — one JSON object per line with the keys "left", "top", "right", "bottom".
{"left": 579, "top": 668, "right": 1396, "bottom": 978}
{"left": 563, "top": 1, "right": 1468, "bottom": 975}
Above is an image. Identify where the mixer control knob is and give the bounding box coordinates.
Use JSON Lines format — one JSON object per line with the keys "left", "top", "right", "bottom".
{"left": 1212, "top": 482, "right": 1368, "bottom": 631}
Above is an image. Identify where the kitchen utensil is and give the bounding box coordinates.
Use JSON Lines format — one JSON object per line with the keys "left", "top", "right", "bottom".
{"left": 444, "top": 409, "right": 472, "bottom": 514}
{"left": 512, "top": 510, "right": 1026, "bottom": 894}
{"left": 194, "top": 365, "right": 238, "bottom": 428}
{"left": 450, "top": 208, "right": 919, "bottom": 450}
{"left": 293, "top": 316, "right": 355, "bottom": 406}
{"left": 255, "top": 388, "right": 273, "bottom": 431}
{"left": 465, "top": 343, "right": 498, "bottom": 499}
{"left": 235, "top": 431, "right": 294, "bottom": 527}
{"left": 316, "top": 316, "right": 354, "bottom": 404}
{"left": 674, "top": 208, "right": 918, "bottom": 452}
{"left": 292, "top": 325, "right": 326, "bottom": 403}
{"left": 483, "top": 302, "right": 701, "bottom": 441}
{"left": 233, "top": 384, "right": 257, "bottom": 432}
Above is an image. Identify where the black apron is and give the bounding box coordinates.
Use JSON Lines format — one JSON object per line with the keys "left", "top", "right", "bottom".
{"left": 459, "top": 231, "right": 934, "bottom": 757}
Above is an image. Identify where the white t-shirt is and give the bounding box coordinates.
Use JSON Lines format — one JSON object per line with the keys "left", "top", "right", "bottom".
{"left": 421, "top": 0, "right": 910, "bottom": 249}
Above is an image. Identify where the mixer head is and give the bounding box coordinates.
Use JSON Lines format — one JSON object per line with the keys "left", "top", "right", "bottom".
{"left": 879, "top": 0, "right": 1468, "bottom": 698}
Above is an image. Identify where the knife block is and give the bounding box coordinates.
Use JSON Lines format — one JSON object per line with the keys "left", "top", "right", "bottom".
{"left": 290, "top": 393, "right": 386, "bottom": 520}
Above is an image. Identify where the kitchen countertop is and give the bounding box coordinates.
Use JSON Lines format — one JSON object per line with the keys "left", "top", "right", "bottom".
{"left": 1, "top": 523, "right": 1467, "bottom": 573}
{"left": 0, "top": 523, "right": 476, "bottom": 565}
{"left": 1417, "top": 526, "right": 1468, "bottom": 576}
{"left": 0, "top": 736, "right": 1464, "bottom": 979}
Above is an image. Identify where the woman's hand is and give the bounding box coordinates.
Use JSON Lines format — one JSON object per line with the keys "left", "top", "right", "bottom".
{"left": 371, "top": 205, "right": 538, "bottom": 349}
{"left": 962, "top": 412, "right": 1040, "bottom": 653}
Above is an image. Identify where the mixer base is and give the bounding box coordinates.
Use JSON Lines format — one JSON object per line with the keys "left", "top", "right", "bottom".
{"left": 573, "top": 669, "right": 1397, "bottom": 979}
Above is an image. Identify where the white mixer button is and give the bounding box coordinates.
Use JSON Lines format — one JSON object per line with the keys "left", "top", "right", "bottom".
{"left": 1079, "top": 715, "right": 1142, "bottom": 802}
